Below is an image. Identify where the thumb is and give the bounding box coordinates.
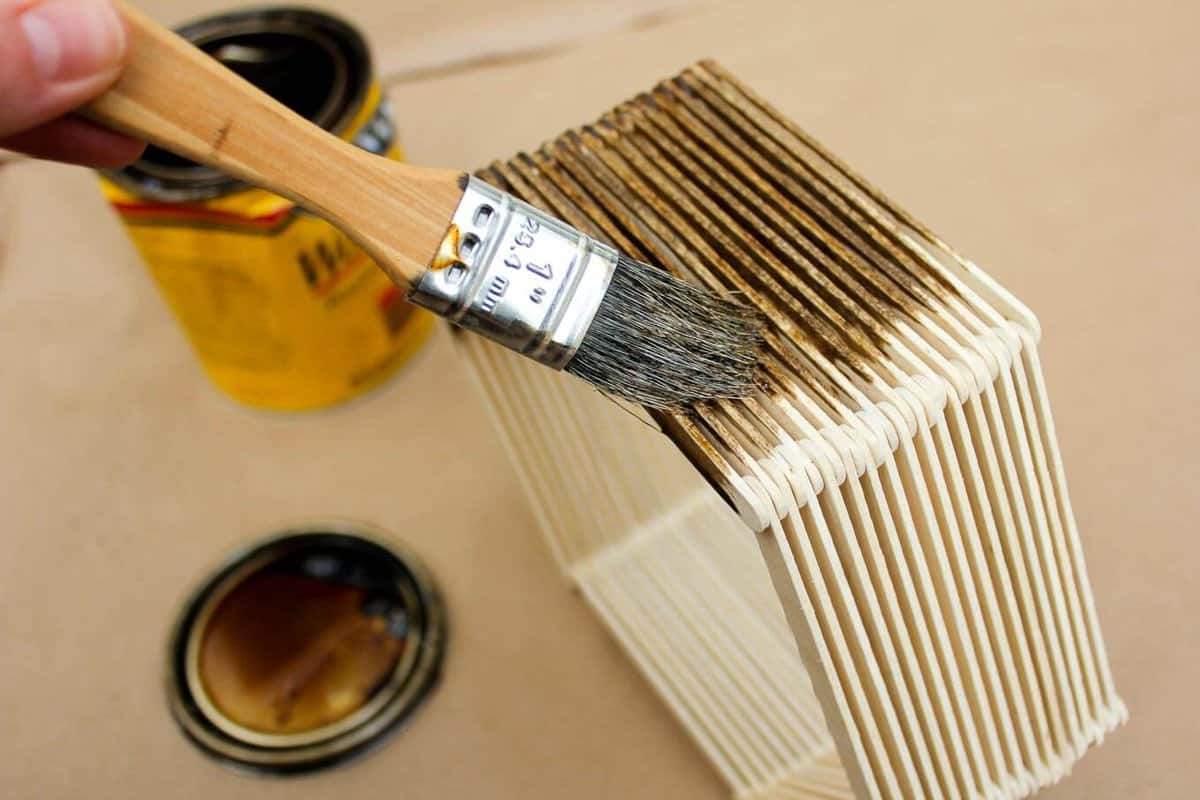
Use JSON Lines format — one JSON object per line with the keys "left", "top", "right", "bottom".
{"left": 0, "top": 0, "right": 126, "bottom": 139}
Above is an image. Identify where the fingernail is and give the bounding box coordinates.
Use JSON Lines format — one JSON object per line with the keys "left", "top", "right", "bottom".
{"left": 19, "top": 0, "right": 125, "bottom": 82}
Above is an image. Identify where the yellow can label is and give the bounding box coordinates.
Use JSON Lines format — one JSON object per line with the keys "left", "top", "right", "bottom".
{"left": 102, "top": 85, "right": 433, "bottom": 411}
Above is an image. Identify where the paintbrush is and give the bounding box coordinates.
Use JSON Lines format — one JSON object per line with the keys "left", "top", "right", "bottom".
{"left": 81, "top": 3, "right": 763, "bottom": 410}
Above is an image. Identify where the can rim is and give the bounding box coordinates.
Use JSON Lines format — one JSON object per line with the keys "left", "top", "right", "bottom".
{"left": 104, "top": 6, "right": 374, "bottom": 203}
{"left": 164, "top": 520, "right": 446, "bottom": 776}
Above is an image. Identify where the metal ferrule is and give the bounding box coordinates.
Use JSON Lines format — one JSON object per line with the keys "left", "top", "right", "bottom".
{"left": 407, "top": 176, "right": 618, "bottom": 369}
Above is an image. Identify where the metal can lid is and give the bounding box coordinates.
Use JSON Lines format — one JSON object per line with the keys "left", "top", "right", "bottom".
{"left": 105, "top": 7, "right": 373, "bottom": 202}
{"left": 165, "top": 522, "right": 445, "bottom": 775}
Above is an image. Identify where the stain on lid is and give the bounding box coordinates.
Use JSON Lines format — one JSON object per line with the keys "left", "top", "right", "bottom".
{"left": 165, "top": 522, "right": 445, "bottom": 775}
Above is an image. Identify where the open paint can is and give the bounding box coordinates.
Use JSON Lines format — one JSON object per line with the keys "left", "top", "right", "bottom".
{"left": 101, "top": 7, "right": 433, "bottom": 411}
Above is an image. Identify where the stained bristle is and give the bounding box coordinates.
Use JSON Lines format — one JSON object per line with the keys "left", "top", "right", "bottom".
{"left": 566, "top": 256, "right": 765, "bottom": 410}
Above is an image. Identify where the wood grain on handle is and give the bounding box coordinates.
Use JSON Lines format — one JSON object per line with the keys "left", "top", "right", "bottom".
{"left": 84, "top": 2, "right": 466, "bottom": 287}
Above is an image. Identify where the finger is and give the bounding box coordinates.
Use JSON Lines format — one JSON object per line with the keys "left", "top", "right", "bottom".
{"left": 0, "top": 113, "right": 144, "bottom": 167}
{"left": 0, "top": 0, "right": 127, "bottom": 138}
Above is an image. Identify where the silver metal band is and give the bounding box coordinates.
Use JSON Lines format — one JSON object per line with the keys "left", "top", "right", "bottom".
{"left": 407, "top": 176, "right": 618, "bottom": 369}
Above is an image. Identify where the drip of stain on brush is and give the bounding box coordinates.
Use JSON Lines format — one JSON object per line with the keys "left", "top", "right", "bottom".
{"left": 410, "top": 178, "right": 766, "bottom": 411}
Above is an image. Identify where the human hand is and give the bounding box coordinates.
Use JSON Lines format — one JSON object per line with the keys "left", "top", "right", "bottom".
{"left": 1, "top": 0, "right": 145, "bottom": 167}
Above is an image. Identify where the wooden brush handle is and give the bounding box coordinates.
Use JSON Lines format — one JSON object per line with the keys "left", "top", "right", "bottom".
{"left": 84, "top": 2, "right": 465, "bottom": 286}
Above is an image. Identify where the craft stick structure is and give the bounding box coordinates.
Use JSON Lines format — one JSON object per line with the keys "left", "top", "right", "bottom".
{"left": 456, "top": 61, "right": 1126, "bottom": 800}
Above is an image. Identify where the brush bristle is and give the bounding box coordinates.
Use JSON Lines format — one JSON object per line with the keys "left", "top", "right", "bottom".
{"left": 565, "top": 256, "right": 765, "bottom": 410}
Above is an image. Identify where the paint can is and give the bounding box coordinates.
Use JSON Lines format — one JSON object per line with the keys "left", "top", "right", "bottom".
{"left": 101, "top": 7, "right": 433, "bottom": 411}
